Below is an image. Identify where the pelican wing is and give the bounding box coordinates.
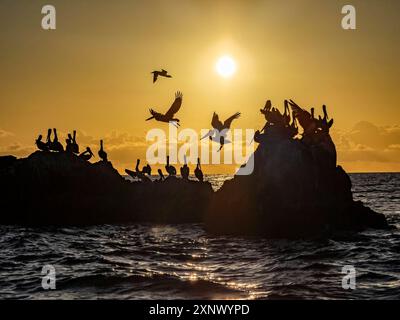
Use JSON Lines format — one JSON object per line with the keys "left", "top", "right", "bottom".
{"left": 153, "top": 73, "right": 158, "bottom": 83}
{"left": 165, "top": 91, "right": 183, "bottom": 117}
{"left": 211, "top": 112, "right": 223, "bottom": 131}
{"left": 223, "top": 112, "right": 241, "bottom": 129}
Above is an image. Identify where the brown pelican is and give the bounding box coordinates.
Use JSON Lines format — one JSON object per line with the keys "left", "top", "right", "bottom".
{"left": 288, "top": 100, "right": 317, "bottom": 135}
{"left": 50, "top": 128, "right": 64, "bottom": 152}
{"left": 146, "top": 91, "right": 182, "bottom": 127}
{"left": 45, "top": 128, "right": 52, "bottom": 149}
{"left": 165, "top": 155, "right": 176, "bottom": 176}
{"left": 79, "top": 147, "right": 94, "bottom": 161}
{"left": 125, "top": 169, "right": 136, "bottom": 180}
{"left": 98, "top": 140, "right": 108, "bottom": 161}
{"left": 260, "top": 100, "right": 272, "bottom": 115}
{"left": 202, "top": 111, "right": 240, "bottom": 151}
{"left": 194, "top": 158, "right": 203, "bottom": 182}
{"left": 65, "top": 134, "right": 74, "bottom": 153}
{"left": 180, "top": 155, "right": 189, "bottom": 180}
{"left": 283, "top": 100, "right": 291, "bottom": 126}
{"left": 126, "top": 160, "right": 151, "bottom": 182}
{"left": 288, "top": 111, "right": 298, "bottom": 138}
{"left": 72, "top": 130, "right": 79, "bottom": 154}
{"left": 152, "top": 69, "right": 172, "bottom": 83}
{"left": 318, "top": 105, "right": 334, "bottom": 132}
{"left": 35, "top": 134, "right": 49, "bottom": 151}
{"left": 143, "top": 164, "right": 152, "bottom": 176}
{"left": 157, "top": 169, "right": 165, "bottom": 182}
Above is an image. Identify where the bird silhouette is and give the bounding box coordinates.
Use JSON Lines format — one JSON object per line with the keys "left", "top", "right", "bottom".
{"left": 45, "top": 128, "right": 52, "bottom": 149}
{"left": 157, "top": 169, "right": 165, "bottom": 182}
{"left": 180, "top": 155, "right": 190, "bottom": 180}
{"left": 79, "top": 147, "right": 94, "bottom": 161}
{"left": 165, "top": 155, "right": 176, "bottom": 176}
{"left": 35, "top": 134, "right": 49, "bottom": 151}
{"left": 151, "top": 69, "right": 172, "bottom": 83}
{"left": 98, "top": 140, "right": 108, "bottom": 161}
{"left": 288, "top": 100, "right": 317, "bottom": 135}
{"left": 194, "top": 158, "right": 203, "bottom": 182}
{"left": 202, "top": 111, "right": 241, "bottom": 151}
{"left": 72, "top": 130, "right": 79, "bottom": 154}
{"left": 65, "top": 134, "right": 74, "bottom": 153}
{"left": 146, "top": 91, "right": 183, "bottom": 127}
{"left": 49, "top": 128, "right": 64, "bottom": 152}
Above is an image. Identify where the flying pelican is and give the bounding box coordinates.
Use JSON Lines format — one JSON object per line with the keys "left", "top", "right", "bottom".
{"left": 180, "top": 155, "right": 189, "bottom": 180}
{"left": 146, "top": 91, "right": 183, "bottom": 127}
{"left": 50, "top": 128, "right": 64, "bottom": 152}
{"left": 98, "top": 140, "right": 108, "bottom": 161}
{"left": 165, "top": 155, "right": 176, "bottom": 176}
{"left": 202, "top": 111, "right": 241, "bottom": 151}
{"left": 194, "top": 158, "right": 203, "bottom": 182}
{"left": 79, "top": 147, "right": 94, "bottom": 161}
{"left": 35, "top": 134, "right": 49, "bottom": 151}
{"left": 151, "top": 69, "right": 172, "bottom": 83}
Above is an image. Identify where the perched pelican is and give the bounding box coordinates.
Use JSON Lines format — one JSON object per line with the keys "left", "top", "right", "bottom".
{"left": 125, "top": 169, "right": 137, "bottom": 179}
{"left": 283, "top": 100, "right": 291, "bottom": 126}
{"left": 260, "top": 100, "right": 272, "bottom": 115}
{"left": 288, "top": 111, "right": 298, "bottom": 138}
{"left": 45, "top": 128, "right": 52, "bottom": 149}
{"left": 180, "top": 156, "right": 190, "bottom": 180}
{"left": 318, "top": 105, "right": 334, "bottom": 132}
{"left": 194, "top": 158, "right": 204, "bottom": 182}
{"left": 65, "top": 134, "right": 74, "bottom": 153}
{"left": 72, "top": 130, "right": 79, "bottom": 154}
{"left": 157, "top": 169, "right": 165, "bottom": 182}
{"left": 50, "top": 128, "right": 64, "bottom": 152}
{"left": 146, "top": 91, "right": 183, "bottom": 127}
{"left": 143, "top": 164, "right": 152, "bottom": 176}
{"left": 126, "top": 160, "right": 151, "bottom": 182}
{"left": 202, "top": 111, "right": 240, "bottom": 151}
{"left": 151, "top": 69, "right": 172, "bottom": 83}
{"left": 98, "top": 140, "right": 108, "bottom": 161}
{"left": 35, "top": 134, "right": 49, "bottom": 151}
{"left": 165, "top": 156, "right": 176, "bottom": 176}
{"left": 288, "top": 100, "right": 317, "bottom": 135}
{"left": 79, "top": 147, "right": 94, "bottom": 161}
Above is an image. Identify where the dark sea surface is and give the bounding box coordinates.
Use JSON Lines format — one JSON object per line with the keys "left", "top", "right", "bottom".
{"left": 0, "top": 173, "right": 399, "bottom": 300}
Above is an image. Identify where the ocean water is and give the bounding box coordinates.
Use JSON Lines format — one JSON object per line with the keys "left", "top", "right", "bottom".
{"left": 0, "top": 173, "right": 399, "bottom": 300}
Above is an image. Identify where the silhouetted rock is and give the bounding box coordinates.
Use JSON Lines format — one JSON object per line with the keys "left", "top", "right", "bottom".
{"left": 0, "top": 135, "right": 390, "bottom": 238}
{"left": 206, "top": 130, "right": 390, "bottom": 238}
{"left": 0, "top": 151, "right": 213, "bottom": 226}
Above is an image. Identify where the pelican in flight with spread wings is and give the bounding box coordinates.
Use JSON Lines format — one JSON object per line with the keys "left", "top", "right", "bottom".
{"left": 202, "top": 111, "right": 241, "bottom": 151}
{"left": 146, "top": 91, "right": 183, "bottom": 128}
{"left": 151, "top": 69, "right": 172, "bottom": 83}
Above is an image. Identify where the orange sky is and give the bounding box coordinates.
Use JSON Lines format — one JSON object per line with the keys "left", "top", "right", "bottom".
{"left": 0, "top": 0, "right": 399, "bottom": 173}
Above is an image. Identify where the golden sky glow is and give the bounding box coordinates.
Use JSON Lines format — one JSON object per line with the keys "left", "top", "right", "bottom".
{"left": 0, "top": 0, "right": 399, "bottom": 173}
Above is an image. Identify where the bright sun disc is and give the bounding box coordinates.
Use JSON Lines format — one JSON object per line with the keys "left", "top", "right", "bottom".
{"left": 216, "top": 56, "right": 236, "bottom": 78}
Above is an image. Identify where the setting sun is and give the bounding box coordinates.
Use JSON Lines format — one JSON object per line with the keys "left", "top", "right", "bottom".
{"left": 216, "top": 55, "right": 237, "bottom": 78}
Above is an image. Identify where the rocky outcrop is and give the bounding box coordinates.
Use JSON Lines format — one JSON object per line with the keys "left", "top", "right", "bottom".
{"left": 0, "top": 152, "right": 213, "bottom": 226}
{"left": 206, "top": 128, "right": 389, "bottom": 237}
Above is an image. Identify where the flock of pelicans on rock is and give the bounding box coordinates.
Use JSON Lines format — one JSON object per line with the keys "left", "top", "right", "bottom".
{"left": 35, "top": 68, "right": 334, "bottom": 183}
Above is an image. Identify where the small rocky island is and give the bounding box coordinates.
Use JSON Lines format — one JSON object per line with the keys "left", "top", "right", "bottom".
{"left": 0, "top": 100, "right": 390, "bottom": 238}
